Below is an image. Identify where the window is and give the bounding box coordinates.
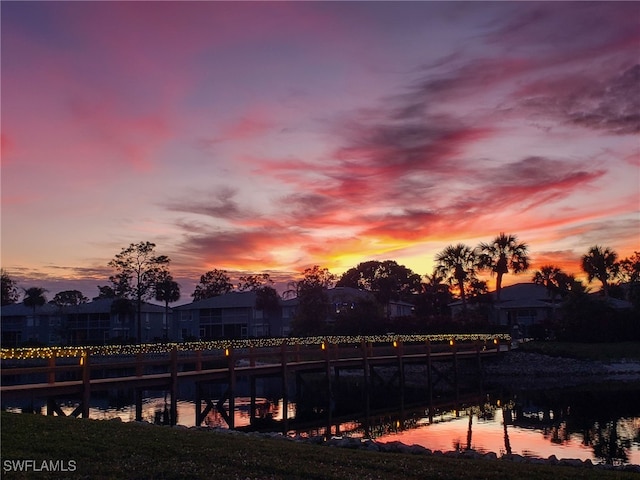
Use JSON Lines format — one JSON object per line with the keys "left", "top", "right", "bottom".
{"left": 200, "top": 308, "right": 222, "bottom": 325}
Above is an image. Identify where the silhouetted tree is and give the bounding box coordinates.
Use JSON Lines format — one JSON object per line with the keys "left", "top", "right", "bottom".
{"left": 51, "top": 290, "right": 88, "bottom": 307}
{"left": 291, "top": 266, "right": 336, "bottom": 335}
{"left": 619, "top": 251, "right": 640, "bottom": 308}
{"left": 155, "top": 272, "right": 181, "bottom": 339}
{"left": 333, "top": 298, "right": 385, "bottom": 335}
{"left": 108, "top": 241, "right": 170, "bottom": 342}
{"left": 237, "top": 273, "right": 274, "bottom": 292}
{"left": 23, "top": 287, "right": 47, "bottom": 318}
{"left": 581, "top": 245, "right": 619, "bottom": 298}
{"left": 192, "top": 269, "right": 233, "bottom": 301}
{"left": 110, "top": 297, "right": 135, "bottom": 341}
{"left": 532, "top": 265, "right": 575, "bottom": 320}
{"left": 416, "top": 269, "right": 452, "bottom": 318}
{"left": 477, "top": 233, "right": 529, "bottom": 301}
{"left": 336, "top": 260, "right": 421, "bottom": 308}
{"left": 255, "top": 285, "right": 281, "bottom": 324}
{"left": 94, "top": 285, "right": 117, "bottom": 300}
{"left": 435, "top": 244, "right": 478, "bottom": 311}
{"left": 619, "top": 251, "right": 640, "bottom": 283}
{"left": 1, "top": 270, "right": 19, "bottom": 306}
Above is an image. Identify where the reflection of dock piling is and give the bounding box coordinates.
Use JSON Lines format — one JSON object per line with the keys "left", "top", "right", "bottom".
{"left": 1, "top": 334, "right": 509, "bottom": 429}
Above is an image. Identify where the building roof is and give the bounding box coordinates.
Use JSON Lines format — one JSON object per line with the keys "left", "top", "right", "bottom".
{"left": 492, "top": 283, "right": 558, "bottom": 309}
{"left": 174, "top": 291, "right": 259, "bottom": 310}
{"left": 1, "top": 298, "right": 168, "bottom": 316}
{"left": 327, "top": 287, "right": 376, "bottom": 303}
{"left": 69, "top": 298, "right": 167, "bottom": 314}
{"left": 1, "top": 302, "right": 59, "bottom": 316}
{"left": 449, "top": 282, "right": 558, "bottom": 309}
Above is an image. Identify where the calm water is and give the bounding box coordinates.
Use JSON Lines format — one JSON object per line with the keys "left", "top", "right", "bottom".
{"left": 6, "top": 385, "right": 639, "bottom": 466}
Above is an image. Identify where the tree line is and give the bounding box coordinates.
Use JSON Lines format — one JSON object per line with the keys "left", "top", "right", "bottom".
{"left": 2, "top": 235, "right": 639, "bottom": 342}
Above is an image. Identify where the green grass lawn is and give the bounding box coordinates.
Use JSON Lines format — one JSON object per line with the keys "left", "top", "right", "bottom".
{"left": 519, "top": 341, "right": 640, "bottom": 361}
{"left": 1, "top": 412, "right": 636, "bottom": 480}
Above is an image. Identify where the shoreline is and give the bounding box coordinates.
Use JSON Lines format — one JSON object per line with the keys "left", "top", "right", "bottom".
{"left": 481, "top": 350, "right": 640, "bottom": 389}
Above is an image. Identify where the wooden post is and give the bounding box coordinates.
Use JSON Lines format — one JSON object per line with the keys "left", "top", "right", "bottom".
{"left": 249, "top": 346, "right": 255, "bottom": 367}
{"left": 361, "top": 340, "right": 370, "bottom": 437}
{"left": 281, "top": 342, "right": 288, "bottom": 432}
{"left": 227, "top": 347, "right": 236, "bottom": 430}
{"left": 195, "top": 349, "right": 202, "bottom": 371}
{"left": 81, "top": 351, "right": 91, "bottom": 418}
{"left": 324, "top": 341, "right": 333, "bottom": 438}
{"left": 170, "top": 346, "right": 178, "bottom": 426}
{"left": 396, "top": 340, "right": 405, "bottom": 415}
{"left": 476, "top": 339, "right": 484, "bottom": 392}
{"left": 135, "top": 389, "right": 143, "bottom": 421}
{"left": 452, "top": 339, "right": 459, "bottom": 403}
{"left": 426, "top": 340, "right": 433, "bottom": 422}
{"left": 195, "top": 383, "right": 202, "bottom": 427}
{"left": 136, "top": 353, "right": 144, "bottom": 377}
{"left": 250, "top": 376, "right": 257, "bottom": 425}
{"left": 47, "top": 356, "right": 56, "bottom": 384}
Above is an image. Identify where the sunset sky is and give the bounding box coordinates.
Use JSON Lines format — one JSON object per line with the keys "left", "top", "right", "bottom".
{"left": 2, "top": 2, "right": 639, "bottom": 301}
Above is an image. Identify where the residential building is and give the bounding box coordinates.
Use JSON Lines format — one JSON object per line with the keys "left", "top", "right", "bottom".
{"left": 173, "top": 291, "right": 285, "bottom": 340}
{"left": 1, "top": 298, "right": 170, "bottom": 347}
{"left": 1, "top": 302, "right": 63, "bottom": 347}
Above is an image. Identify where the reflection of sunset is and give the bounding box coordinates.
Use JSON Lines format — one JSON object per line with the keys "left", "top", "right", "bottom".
{"left": 377, "top": 409, "right": 640, "bottom": 465}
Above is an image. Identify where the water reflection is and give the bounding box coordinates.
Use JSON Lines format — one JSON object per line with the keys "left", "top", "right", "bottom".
{"left": 372, "top": 394, "right": 639, "bottom": 466}
{"left": 3, "top": 387, "right": 639, "bottom": 466}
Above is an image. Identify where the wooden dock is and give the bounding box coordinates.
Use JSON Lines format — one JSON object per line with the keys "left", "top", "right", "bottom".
{"left": 1, "top": 334, "right": 510, "bottom": 429}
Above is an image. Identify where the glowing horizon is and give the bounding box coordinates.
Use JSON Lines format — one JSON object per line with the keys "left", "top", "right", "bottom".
{"left": 1, "top": 2, "right": 638, "bottom": 301}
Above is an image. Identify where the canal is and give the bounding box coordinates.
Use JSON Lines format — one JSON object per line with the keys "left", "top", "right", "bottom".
{"left": 4, "top": 380, "right": 639, "bottom": 466}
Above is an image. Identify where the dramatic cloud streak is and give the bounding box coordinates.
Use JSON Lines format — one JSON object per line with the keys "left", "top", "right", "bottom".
{"left": 2, "top": 2, "right": 638, "bottom": 300}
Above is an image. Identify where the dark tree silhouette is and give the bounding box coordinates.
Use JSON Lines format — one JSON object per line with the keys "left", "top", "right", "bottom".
{"left": 23, "top": 287, "right": 47, "bottom": 317}
{"left": 52, "top": 290, "right": 88, "bottom": 307}
{"left": 618, "top": 251, "right": 640, "bottom": 307}
{"left": 1, "top": 270, "right": 19, "bottom": 306}
{"left": 108, "top": 241, "right": 170, "bottom": 342}
{"left": 418, "top": 269, "right": 452, "bottom": 317}
{"left": 477, "top": 233, "right": 529, "bottom": 301}
{"left": 192, "top": 269, "right": 233, "bottom": 301}
{"left": 94, "top": 285, "right": 117, "bottom": 300}
{"left": 435, "top": 244, "right": 478, "bottom": 310}
{"left": 155, "top": 273, "right": 181, "bottom": 339}
{"left": 291, "top": 265, "right": 336, "bottom": 335}
{"left": 532, "top": 265, "right": 575, "bottom": 319}
{"left": 237, "top": 273, "right": 273, "bottom": 292}
{"left": 581, "top": 245, "right": 619, "bottom": 298}
{"left": 336, "top": 260, "right": 422, "bottom": 307}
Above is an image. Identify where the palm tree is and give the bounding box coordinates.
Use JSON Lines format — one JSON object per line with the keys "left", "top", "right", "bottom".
{"left": 155, "top": 274, "right": 181, "bottom": 340}
{"left": 533, "top": 265, "right": 563, "bottom": 296}
{"left": 477, "top": 233, "right": 530, "bottom": 302}
{"left": 532, "top": 265, "right": 570, "bottom": 319}
{"left": 422, "top": 269, "right": 452, "bottom": 315}
{"left": 22, "top": 287, "right": 48, "bottom": 322}
{"left": 581, "top": 245, "right": 619, "bottom": 298}
{"left": 435, "top": 244, "right": 478, "bottom": 310}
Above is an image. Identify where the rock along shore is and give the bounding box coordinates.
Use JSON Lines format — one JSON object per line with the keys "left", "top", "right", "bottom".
{"left": 481, "top": 350, "right": 640, "bottom": 389}
{"left": 166, "top": 424, "right": 638, "bottom": 474}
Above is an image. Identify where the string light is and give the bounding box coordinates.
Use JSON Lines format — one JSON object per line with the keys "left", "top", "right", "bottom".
{"left": 0, "top": 333, "right": 510, "bottom": 360}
